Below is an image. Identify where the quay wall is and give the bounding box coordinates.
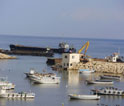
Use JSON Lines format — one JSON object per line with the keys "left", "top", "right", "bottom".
{"left": 71, "top": 61, "right": 124, "bottom": 74}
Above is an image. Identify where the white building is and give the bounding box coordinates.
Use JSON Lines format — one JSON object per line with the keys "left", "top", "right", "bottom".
{"left": 62, "top": 53, "right": 80, "bottom": 70}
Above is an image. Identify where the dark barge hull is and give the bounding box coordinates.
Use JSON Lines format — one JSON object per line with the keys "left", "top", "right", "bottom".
{"left": 8, "top": 44, "right": 54, "bottom": 57}
{"left": 10, "top": 44, "right": 76, "bottom": 54}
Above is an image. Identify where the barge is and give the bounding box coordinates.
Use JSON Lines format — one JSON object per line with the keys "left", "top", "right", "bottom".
{"left": 9, "top": 42, "right": 76, "bottom": 55}
{"left": 9, "top": 44, "right": 53, "bottom": 57}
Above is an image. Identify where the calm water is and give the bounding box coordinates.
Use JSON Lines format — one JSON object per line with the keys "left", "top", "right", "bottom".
{"left": 0, "top": 35, "right": 124, "bottom": 106}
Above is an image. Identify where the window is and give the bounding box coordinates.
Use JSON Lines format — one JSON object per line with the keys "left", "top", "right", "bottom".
{"left": 64, "top": 63, "right": 65, "bottom": 66}
{"left": 117, "top": 92, "right": 120, "bottom": 94}
{"left": 65, "top": 55, "right": 67, "bottom": 58}
{"left": 72, "top": 56, "right": 75, "bottom": 59}
{"left": 67, "top": 63, "right": 69, "bottom": 66}
{"left": 70, "top": 63, "right": 72, "bottom": 66}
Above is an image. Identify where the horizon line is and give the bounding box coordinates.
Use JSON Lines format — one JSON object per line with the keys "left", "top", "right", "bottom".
{"left": 0, "top": 34, "right": 124, "bottom": 41}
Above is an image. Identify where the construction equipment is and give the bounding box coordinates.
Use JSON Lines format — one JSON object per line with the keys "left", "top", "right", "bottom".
{"left": 77, "top": 41, "right": 90, "bottom": 63}
{"left": 77, "top": 41, "right": 89, "bottom": 56}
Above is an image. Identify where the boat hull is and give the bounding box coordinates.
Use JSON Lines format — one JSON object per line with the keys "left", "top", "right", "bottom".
{"left": 0, "top": 93, "right": 35, "bottom": 98}
{"left": 69, "top": 94, "right": 100, "bottom": 100}
{"left": 100, "top": 75, "right": 121, "bottom": 80}
{"left": 86, "top": 80, "right": 113, "bottom": 85}
{"left": 79, "top": 69, "right": 95, "bottom": 74}
{"left": 31, "top": 76, "right": 60, "bottom": 84}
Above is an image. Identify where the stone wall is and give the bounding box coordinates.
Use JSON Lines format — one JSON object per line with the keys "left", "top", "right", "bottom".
{"left": 71, "top": 60, "right": 124, "bottom": 74}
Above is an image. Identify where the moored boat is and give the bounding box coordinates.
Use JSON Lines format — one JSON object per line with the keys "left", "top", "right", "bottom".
{"left": 68, "top": 94, "right": 100, "bottom": 100}
{"left": 25, "top": 69, "right": 56, "bottom": 78}
{"left": 86, "top": 80, "right": 114, "bottom": 85}
{"left": 79, "top": 69, "right": 95, "bottom": 74}
{"left": 25, "top": 69, "right": 60, "bottom": 84}
{"left": 9, "top": 44, "right": 54, "bottom": 57}
{"left": 92, "top": 87, "right": 124, "bottom": 96}
{"left": 100, "top": 75, "right": 121, "bottom": 80}
{"left": 30, "top": 75, "right": 60, "bottom": 84}
{"left": 0, "top": 77, "right": 15, "bottom": 90}
{"left": 0, "top": 87, "right": 35, "bottom": 98}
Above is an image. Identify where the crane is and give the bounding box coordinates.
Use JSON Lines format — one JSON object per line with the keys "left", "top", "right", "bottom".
{"left": 77, "top": 41, "right": 90, "bottom": 63}
{"left": 78, "top": 41, "right": 89, "bottom": 55}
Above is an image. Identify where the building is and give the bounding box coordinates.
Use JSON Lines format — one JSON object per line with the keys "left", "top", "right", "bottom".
{"left": 62, "top": 53, "right": 80, "bottom": 70}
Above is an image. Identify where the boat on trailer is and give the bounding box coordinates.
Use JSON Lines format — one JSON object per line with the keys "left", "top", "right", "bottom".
{"left": 91, "top": 87, "right": 124, "bottom": 96}
{"left": 86, "top": 80, "right": 114, "bottom": 85}
{"left": 68, "top": 94, "right": 100, "bottom": 100}
{"left": 100, "top": 75, "right": 121, "bottom": 80}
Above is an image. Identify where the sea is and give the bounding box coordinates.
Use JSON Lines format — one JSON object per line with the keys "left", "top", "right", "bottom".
{"left": 0, "top": 35, "right": 124, "bottom": 106}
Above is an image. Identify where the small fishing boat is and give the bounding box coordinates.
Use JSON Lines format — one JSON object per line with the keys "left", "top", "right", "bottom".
{"left": 86, "top": 80, "right": 114, "bottom": 85}
{"left": 25, "top": 69, "right": 60, "bottom": 84}
{"left": 0, "top": 87, "right": 35, "bottom": 98}
{"left": 100, "top": 75, "right": 121, "bottom": 80}
{"left": 30, "top": 75, "right": 60, "bottom": 84}
{"left": 0, "top": 77, "right": 15, "bottom": 90}
{"left": 68, "top": 94, "right": 100, "bottom": 100}
{"left": 79, "top": 69, "right": 95, "bottom": 74}
{"left": 92, "top": 87, "right": 124, "bottom": 96}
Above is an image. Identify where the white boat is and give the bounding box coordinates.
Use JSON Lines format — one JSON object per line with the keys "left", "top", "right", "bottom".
{"left": 31, "top": 75, "right": 60, "bottom": 84}
{"left": 0, "top": 87, "right": 35, "bottom": 98}
{"left": 92, "top": 87, "right": 124, "bottom": 96}
{"left": 86, "top": 80, "right": 114, "bottom": 85}
{"left": 68, "top": 94, "right": 100, "bottom": 100}
{"left": 79, "top": 69, "right": 95, "bottom": 74}
{"left": 100, "top": 75, "right": 121, "bottom": 80}
{"left": 25, "top": 69, "right": 60, "bottom": 84}
{"left": 0, "top": 77, "right": 15, "bottom": 90}
{"left": 25, "top": 69, "right": 56, "bottom": 78}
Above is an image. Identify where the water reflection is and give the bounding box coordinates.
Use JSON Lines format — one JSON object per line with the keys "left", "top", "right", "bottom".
{"left": 0, "top": 98, "right": 34, "bottom": 106}
{"left": 68, "top": 71, "right": 79, "bottom": 86}
{"left": 0, "top": 98, "right": 6, "bottom": 106}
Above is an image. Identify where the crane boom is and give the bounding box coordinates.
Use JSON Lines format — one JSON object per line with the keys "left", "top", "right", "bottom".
{"left": 77, "top": 41, "right": 89, "bottom": 55}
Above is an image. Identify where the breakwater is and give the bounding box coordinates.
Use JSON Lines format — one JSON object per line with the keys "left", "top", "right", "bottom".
{"left": 0, "top": 53, "right": 16, "bottom": 59}
{"left": 71, "top": 60, "right": 124, "bottom": 74}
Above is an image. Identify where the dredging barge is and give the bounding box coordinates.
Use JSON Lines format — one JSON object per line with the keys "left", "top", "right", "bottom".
{"left": 9, "top": 42, "right": 76, "bottom": 55}
{"left": 9, "top": 44, "right": 54, "bottom": 57}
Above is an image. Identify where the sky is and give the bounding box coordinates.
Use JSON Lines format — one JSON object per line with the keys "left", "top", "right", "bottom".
{"left": 0, "top": 0, "right": 124, "bottom": 39}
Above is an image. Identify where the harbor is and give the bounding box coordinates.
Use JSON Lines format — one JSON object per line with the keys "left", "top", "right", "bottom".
{"left": 0, "top": 36, "right": 124, "bottom": 106}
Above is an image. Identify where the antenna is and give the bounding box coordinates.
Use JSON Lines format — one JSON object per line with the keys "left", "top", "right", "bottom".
{"left": 118, "top": 47, "right": 120, "bottom": 56}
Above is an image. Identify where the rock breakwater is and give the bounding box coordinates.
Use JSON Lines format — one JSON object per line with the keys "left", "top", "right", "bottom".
{"left": 71, "top": 61, "right": 124, "bottom": 74}
{"left": 0, "top": 53, "right": 16, "bottom": 59}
